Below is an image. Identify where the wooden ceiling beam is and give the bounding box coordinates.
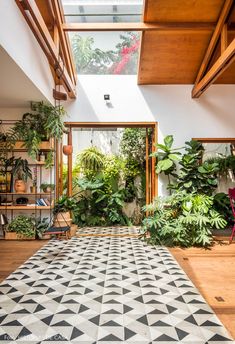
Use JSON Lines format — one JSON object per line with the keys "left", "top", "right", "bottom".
{"left": 193, "top": 0, "right": 234, "bottom": 89}
{"left": 62, "top": 22, "right": 215, "bottom": 32}
{"left": 15, "top": 0, "right": 76, "bottom": 99}
{"left": 192, "top": 38, "right": 235, "bottom": 98}
{"left": 51, "top": 0, "right": 77, "bottom": 86}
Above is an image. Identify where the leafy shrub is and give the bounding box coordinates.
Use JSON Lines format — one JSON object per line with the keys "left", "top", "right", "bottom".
{"left": 142, "top": 191, "right": 227, "bottom": 247}
{"left": 7, "top": 215, "right": 35, "bottom": 238}
{"left": 213, "top": 192, "right": 234, "bottom": 226}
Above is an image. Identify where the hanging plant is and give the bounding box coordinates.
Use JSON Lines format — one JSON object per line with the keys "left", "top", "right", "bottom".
{"left": 10, "top": 101, "right": 67, "bottom": 167}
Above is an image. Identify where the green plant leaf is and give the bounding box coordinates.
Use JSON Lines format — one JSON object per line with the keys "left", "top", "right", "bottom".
{"left": 168, "top": 153, "right": 181, "bottom": 161}
{"left": 156, "top": 159, "right": 173, "bottom": 173}
{"left": 164, "top": 135, "right": 174, "bottom": 149}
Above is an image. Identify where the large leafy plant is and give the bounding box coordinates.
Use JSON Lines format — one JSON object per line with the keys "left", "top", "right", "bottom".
{"left": 151, "top": 135, "right": 181, "bottom": 187}
{"left": 11, "top": 102, "right": 66, "bottom": 166}
{"left": 78, "top": 146, "right": 105, "bottom": 178}
{"left": 73, "top": 176, "right": 129, "bottom": 227}
{"left": 12, "top": 157, "right": 32, "bottom": 181}
{"left": 142, "top": 191, "right": 227, "bottom": 247}
{"left": 174, "top": 140, "right": 219, "bottom": 195}
{"left": 7, "top": 215, "right": 35, "bottom": 238}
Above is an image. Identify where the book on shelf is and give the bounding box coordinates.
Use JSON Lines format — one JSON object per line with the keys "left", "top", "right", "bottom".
{"left": 36, "top": 198, "right": 52, "bottom": 206}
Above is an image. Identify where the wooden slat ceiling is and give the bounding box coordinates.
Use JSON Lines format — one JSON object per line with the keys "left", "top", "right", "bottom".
{"left": 138, "top": 0, "right": 234, "bottom": 85}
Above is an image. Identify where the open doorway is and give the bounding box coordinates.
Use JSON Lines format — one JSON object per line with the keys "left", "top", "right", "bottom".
{"left": 59, "top": 122, "right": 157, "bottom": 226}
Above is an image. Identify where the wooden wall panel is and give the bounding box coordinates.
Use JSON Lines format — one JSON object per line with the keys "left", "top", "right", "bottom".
{"left": 144, "top": 0, "right": 225, "bottom": 23}
{"left": 138, "top": 31, "right": 212, "bottom": 84}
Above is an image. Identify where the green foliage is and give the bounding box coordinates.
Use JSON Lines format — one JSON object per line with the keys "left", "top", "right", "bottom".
{"left": 53, "top": 195, "right": 77, "bottom": 214}
{"left": 7, "top": 215, "right": 35, "bottom": 238}
{"left": 213, "top": 192, "right": 234, "bottom": 226}
{"left": 142, "top": 191, "right": 227, "bottom": 247}
{"left": 11, "top": 102, "right": 66, "bottom": 166}
{"left": 12, "top": 157, "right": 32, "bottom": 181}
{"left": 35, "top": 217, "right": 49, "bottom": 239}
{"left": 71, "top": 32, "right": 139, "bottom": 75}
{"left": 205, "top": 155, "right": 235, "bottom": 177}
{"left": 120, "top": 128, "right": 146, "bottom": 202}
{"left": 152, "top": 135, "right": 181, "bottom": 179}
{"left": 120, "top": 128, "right": 146, "bottom": 164}
{"left": 78, "top": 146, "right": 105, "bottom": 178}
{"left": 40, "top": 183, "right": 55, "bottom": 192}
{"left": 73, "top": 175, "right": 129, "bottom": 227}
{"left": 173, "top": 140, "right": 219, "bottom": 195}
{"left": 71, "top": 34, "right": 116, "bottom": 74}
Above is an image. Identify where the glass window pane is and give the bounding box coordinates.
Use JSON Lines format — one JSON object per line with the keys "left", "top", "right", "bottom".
{"left": 62, "top": 0, "right": 143, "bottom": 23}
{"left": 70, "top": 31, "right": 141, "bottom": 74}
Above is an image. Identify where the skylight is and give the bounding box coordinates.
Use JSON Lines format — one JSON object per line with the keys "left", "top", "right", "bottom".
{"left": 62, "top": 0, "right": 143, "bottom": 23}
{"left": 69, "top": 31, "right": 140, "bottom": 75}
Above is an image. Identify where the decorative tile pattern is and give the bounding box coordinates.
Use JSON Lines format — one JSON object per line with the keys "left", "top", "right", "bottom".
{"left": 0, "top": 228, "right": 234, "bottom": 344}
{"left": 77, "top": 226, "right": 140, "bottom": 236}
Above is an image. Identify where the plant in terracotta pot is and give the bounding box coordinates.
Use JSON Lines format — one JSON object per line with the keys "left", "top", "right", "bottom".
{"left": 12, "top": 157, "right": 32, "bottom": 193}
{"left": 40, "top": 183, "right": 55, "bottom": 193}
{"left": 6, "top": 215, "right": 35, "bottom": 239}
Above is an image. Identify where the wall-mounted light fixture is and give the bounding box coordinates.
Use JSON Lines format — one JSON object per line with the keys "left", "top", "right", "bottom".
{"left": 104, "top": 94, "right": 113, "bottom": 108}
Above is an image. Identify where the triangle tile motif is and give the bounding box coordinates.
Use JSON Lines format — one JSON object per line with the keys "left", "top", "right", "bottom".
{"left": 0, "top": 228, "right": 233, "bottom": 343}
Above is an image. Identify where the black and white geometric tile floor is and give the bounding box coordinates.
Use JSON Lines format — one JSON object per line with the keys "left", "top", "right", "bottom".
{"left": 0, "top": 227, "right": 234, "bottom": 343}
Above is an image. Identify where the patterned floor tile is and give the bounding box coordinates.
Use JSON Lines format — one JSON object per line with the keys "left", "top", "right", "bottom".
{"left": 0, "top": 227, "right": 234, "bottom": 343}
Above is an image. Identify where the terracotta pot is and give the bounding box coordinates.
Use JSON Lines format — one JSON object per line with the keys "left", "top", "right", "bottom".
{"left": 63, "top": 145, "right": 73, "bottom": 156}
{"left": 14, "top": 179, "right": 26, "bottom": 193}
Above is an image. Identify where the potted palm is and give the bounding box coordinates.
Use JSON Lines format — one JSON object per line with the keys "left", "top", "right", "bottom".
{"left": 12, "top": 158, "right": 32, "bottom": 193}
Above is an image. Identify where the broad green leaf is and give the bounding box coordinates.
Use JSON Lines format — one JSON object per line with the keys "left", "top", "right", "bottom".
{"left": 183, "top": 181, "right": 192, "bottom": 188}
{"left": 169, "top": 153, "right": 181, "bottom": 161}
{"left": 164, "top": 135, "right": 173, "bottom": 149}
{"left": 155, "top": 143, "right": 169, "bottom": 152}
{"left": 156, "top": 159, "right": 173, "bottom": 173}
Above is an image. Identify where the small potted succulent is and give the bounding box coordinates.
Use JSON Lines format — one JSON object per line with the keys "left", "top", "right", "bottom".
{"left": 6, "top": 215, "right": 35, "bottom": 240}
{"left": 12, "top": 157, "right": 32, "bottom": 193}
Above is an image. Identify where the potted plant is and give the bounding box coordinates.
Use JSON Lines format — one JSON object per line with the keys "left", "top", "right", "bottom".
{"left": 35, "top": 217, "right": 50, "bottom": 239}
{"left": 40, "top": 183, "right": 55, "bottom": 193}
{"left": 11, "top": 101, "right": 67, "bottom": 167}
{"left": 53, "top": 196, "right": 77, "bottom": 227}
{"left": 6, "top": 215, "right": 35, "bottom": 240}
{"left": 12, "top": 157, "right": 32, "bottom": 193}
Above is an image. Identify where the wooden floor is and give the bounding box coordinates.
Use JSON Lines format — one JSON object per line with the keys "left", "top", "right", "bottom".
{"left": 170, "top": 240, "right": 235, "bottom": 339}
{"left": 0, "top": 239, "right": 234, "bottom": 339}
{"left": 0, "top": 240, "right": 46, "bottom": 282}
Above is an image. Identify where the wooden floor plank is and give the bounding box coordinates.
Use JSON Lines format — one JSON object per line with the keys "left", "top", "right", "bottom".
{"left": 0, "top": 240, "right": 46, "bottom": 282}
{"left": 170, "top": 240, "right": 235, "bottom": 339}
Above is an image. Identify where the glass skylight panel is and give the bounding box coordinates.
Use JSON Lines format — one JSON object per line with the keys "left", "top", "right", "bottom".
{"left": 62, "top": 0, "right": 143, "bottom": 23}
{"left": 69, "top": 31, "right": 140, "bottom": 75}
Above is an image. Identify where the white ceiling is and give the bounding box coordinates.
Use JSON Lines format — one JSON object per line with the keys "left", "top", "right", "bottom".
{"left": 0, "top": 45, "right": 48, "bottom": 108}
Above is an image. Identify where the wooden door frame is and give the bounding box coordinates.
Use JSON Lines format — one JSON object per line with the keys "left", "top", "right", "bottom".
{"left": 62, "top": 122, "right": 158, "bottom": 204}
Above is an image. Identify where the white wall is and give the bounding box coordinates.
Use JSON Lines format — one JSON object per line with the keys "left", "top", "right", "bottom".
{"left": 64, "top": 75, "right": 235, "bottom": 195}
{"left": 0, "top": 0, "right": 54, "bottom": 104}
